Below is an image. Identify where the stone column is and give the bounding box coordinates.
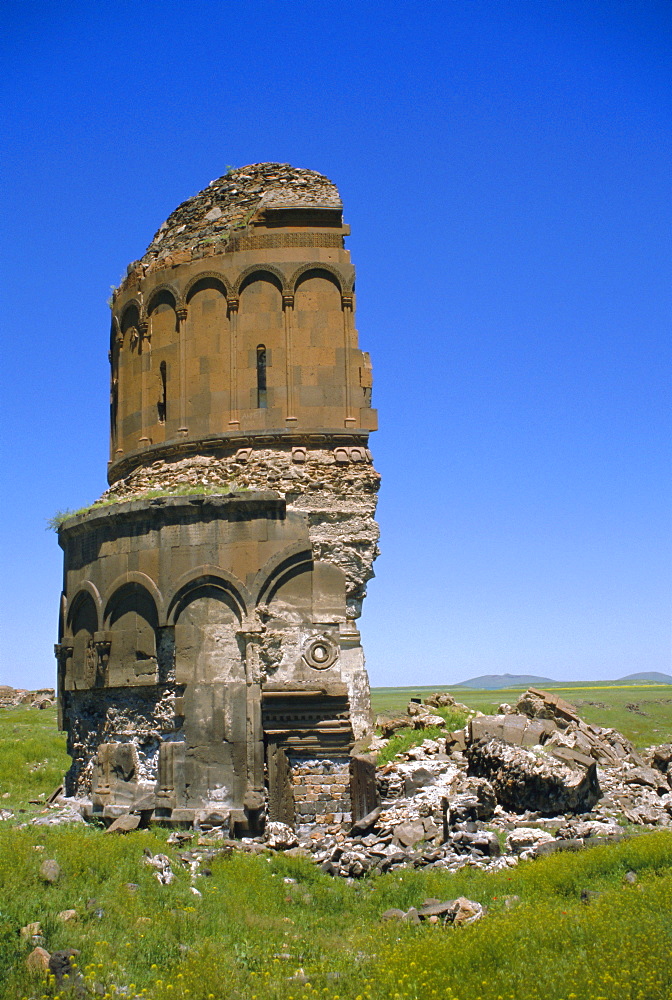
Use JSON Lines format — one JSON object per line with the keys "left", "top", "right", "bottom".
{"left": 238, "top": 624, "right": 265, "bottom": 795}
{"left": 283, "top": 293, "right": 297, "bottom": 423}
{"left": 342, "top": 294, "right": 356, "bottom": 427}
{"left": 227, "top": 296, "right": 239, "bottom": 428}
{"left": 176, "top": 307, "right": 188, "bottom": 436}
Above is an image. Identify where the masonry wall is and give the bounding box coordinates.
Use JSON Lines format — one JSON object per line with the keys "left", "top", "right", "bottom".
{"left": 291, "top": 758, "right": 352, "bottom": 828}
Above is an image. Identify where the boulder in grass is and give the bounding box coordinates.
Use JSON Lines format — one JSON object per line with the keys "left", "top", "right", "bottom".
{"left": 20, "top": 922, "right": 43, "bottom": 945}
{"left": 39, "top": 858, "right": 61, "bottom": 884}
{"left": 48, "top": 949, "right": 81, "bottom": 988}
{"left": 505, "top": 827, "right": 556, "bottom": 855}
{"left": 105, "top": 813, "right": 141, "bottom": 833}
{"left": 26, "top": 947, "right": 51, "bottom": 974}
{"left": 448, "top": 896, "right": 484, "bottom": 926}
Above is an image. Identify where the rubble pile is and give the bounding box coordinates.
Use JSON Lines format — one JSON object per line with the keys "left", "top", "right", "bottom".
{"left": 291, "top": 689, "right": 672, "bottom": 877}
{"left": 4, "top": 688, "right": 672, "bottom": 882}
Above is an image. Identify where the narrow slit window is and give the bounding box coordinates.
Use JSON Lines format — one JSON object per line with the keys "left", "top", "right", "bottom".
{"left": 157, "top": 360, "right": 167, "bottom": 422}
{"left": 256, "top": 345, "right": 267, "bottom": 408}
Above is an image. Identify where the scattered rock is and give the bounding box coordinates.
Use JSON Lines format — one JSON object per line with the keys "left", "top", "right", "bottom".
{"left": 393, "top": 820, "right": 426, "bottom": 848}
{"left": 57, "top": 909, "right": 78, "bottom": 922}
{"left": 106, "top": 813, "right": 141, "bottom": 833}
{"left": 26, "top": 946, "right": 51, "bottom": 974}
{"left": 506, "top": 827, "right": 555, "bottom": 855}
{"left": 381, "top": 897, "right": 483, "bottom": 927}
{"left": 265, "top": 821, "right": 298, "bottom": 849}
{"left": 31, "top": 804, "right": 85, "bottom": 826}
{"left": 423, "top": 692, "right": 470, "bottom": 713}
{"left": 39, "top": 859, "right": 61, "bottom": 884}
{"left": 515, "top": 688, "right": 580, "bottom": 729}
{"left": 449, "top": 896, "right": 484, "bottom": 925}
{"left": 48, "top": 949, "right": 81, "bottom": 987}
{"left": 20, "top": 922, "right": 43, "bottom": 944}
{"left": 143, "top": 853, "right": 175, "bottom": 885}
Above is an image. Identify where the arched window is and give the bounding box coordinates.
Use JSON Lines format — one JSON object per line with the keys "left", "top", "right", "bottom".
{"left": 256, "top": 345, "right": 267, "bottom": 408}
{"left": 157, "top": 360, "right": 167, "bottom": 423}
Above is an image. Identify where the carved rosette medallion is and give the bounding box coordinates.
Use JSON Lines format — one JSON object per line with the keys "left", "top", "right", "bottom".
{"left": 302, "top": 634, "right": 339, "bottom": 670}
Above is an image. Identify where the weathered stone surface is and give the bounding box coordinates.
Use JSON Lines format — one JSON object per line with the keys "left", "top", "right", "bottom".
{"left": 466, "top": 738, "right": 601, "bottom": 814}
{"left": 105, "top": 814, "right": 141, "bottom": 833}
{"left": 506, "top": 827, "right": 556, "bottom": 854}
{"left": 393, "top": 820, "right": 426, "bottom": 847}
{"left": 132, "top": 163, "right": 342, "bottom": 272}
{"left": 377, "top": 716, "right": 411, "bottom": 738}
{"left": 649, "top": 744, "right": 672, "bottom": 773}
{"left": 26, "top": 947, "right": 51, "bottom": 974}
{"left": 20, "top": 922, "right": 43, "bottom": 943}
{"left": 449, "top": 897, "right": 484, "bottom": 926}
{"left": 470, "top": 713, "right": 556, "bottom": 747}
{"left": 48, "top": 949, "right": 81, "bottom": 987}
{"left": 265, "top": 821, "right": 298, "bottom": 849}
{"left": 515, "top": 688, "right": 580, "bottom": 729}
{"left": 39, "top": 859, "right": 61, "bottom": 884}
{"left": 57, "top": 909, "right": 78, "bottom": 922}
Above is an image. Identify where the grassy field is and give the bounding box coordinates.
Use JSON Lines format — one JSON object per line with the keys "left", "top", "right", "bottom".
{"left": 371, "top": 683, "right": 672, "bottom": 747}
{"left": 0, "top": 697, "right": 671, "bottom": 999}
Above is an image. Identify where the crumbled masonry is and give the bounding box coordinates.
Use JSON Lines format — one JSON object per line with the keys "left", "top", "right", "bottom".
{"left": 10, "top": 688, "right": 672, "bottom": 880}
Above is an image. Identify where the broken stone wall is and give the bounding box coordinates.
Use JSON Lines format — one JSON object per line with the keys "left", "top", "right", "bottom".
{"left": 291, "top": 758, "right": 352, "bottom": 828}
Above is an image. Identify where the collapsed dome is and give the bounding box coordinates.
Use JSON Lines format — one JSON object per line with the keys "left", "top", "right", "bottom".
{"left": 140, "top": 163, "right": 342, "bottom": 270}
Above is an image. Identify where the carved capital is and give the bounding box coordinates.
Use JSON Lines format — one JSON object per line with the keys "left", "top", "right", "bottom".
{"left": 282, "top": 293, "right": 294, "bottom": 309}
{"left": 176, "top": 307, "right": 188, "bottom": 322}
{"left": 94, "top": 634, "right": 112, "bottom": 667}
{"left": 54, "top": 641, "right": 73, "bottom": 662}
{"left": 341, "top": 294, "right": 353, "bottom": 310}
{"left": 227, "top": 296, "right": 239, "bottom": 313}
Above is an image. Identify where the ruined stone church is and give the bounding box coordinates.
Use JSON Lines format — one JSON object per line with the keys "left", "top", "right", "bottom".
{"left": 55, "top": 164, "right": 379, "bottom": 830}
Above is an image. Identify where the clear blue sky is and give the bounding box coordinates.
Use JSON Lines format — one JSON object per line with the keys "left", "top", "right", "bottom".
{"left": 1, "top": 0, "right": 670, "bottom": 689}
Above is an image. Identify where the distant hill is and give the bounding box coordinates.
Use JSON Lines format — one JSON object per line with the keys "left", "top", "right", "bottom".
{"left": 452, "top": 673, "right": 557, "bottom": 690}
{"left": 451, "top": 671, "right": 672, "bottom": 690}
{"left": 617, "top": 672, "right": 672, "bottom": 684}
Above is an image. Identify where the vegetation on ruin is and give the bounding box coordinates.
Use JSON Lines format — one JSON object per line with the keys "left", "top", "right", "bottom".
{"left": 1, "top": 691, "right": 671, "bottom": 999}
{"left": 375, "top": 705, "right": 470, "bottom": 766}
{"left": 46, "top": 485, "right": 245, "bottom": 531}
{"left": 371, "top": 683, "right": 672, "bottom": 748}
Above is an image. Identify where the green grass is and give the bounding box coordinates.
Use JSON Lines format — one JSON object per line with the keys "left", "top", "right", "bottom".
{"left": 0, "top": 706, "right": 70, "bottom": 816}
{"left": 376, "top": 705, "right": 470, "bottom": 765}
{"left": 0, "top": 823, "right": 671, "bottom": 999}
{"left": 371, "top": 683, "right": 672, "bottom": 748}
{"left": 2, "top": 695, "right": 672, "bottom": 998}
